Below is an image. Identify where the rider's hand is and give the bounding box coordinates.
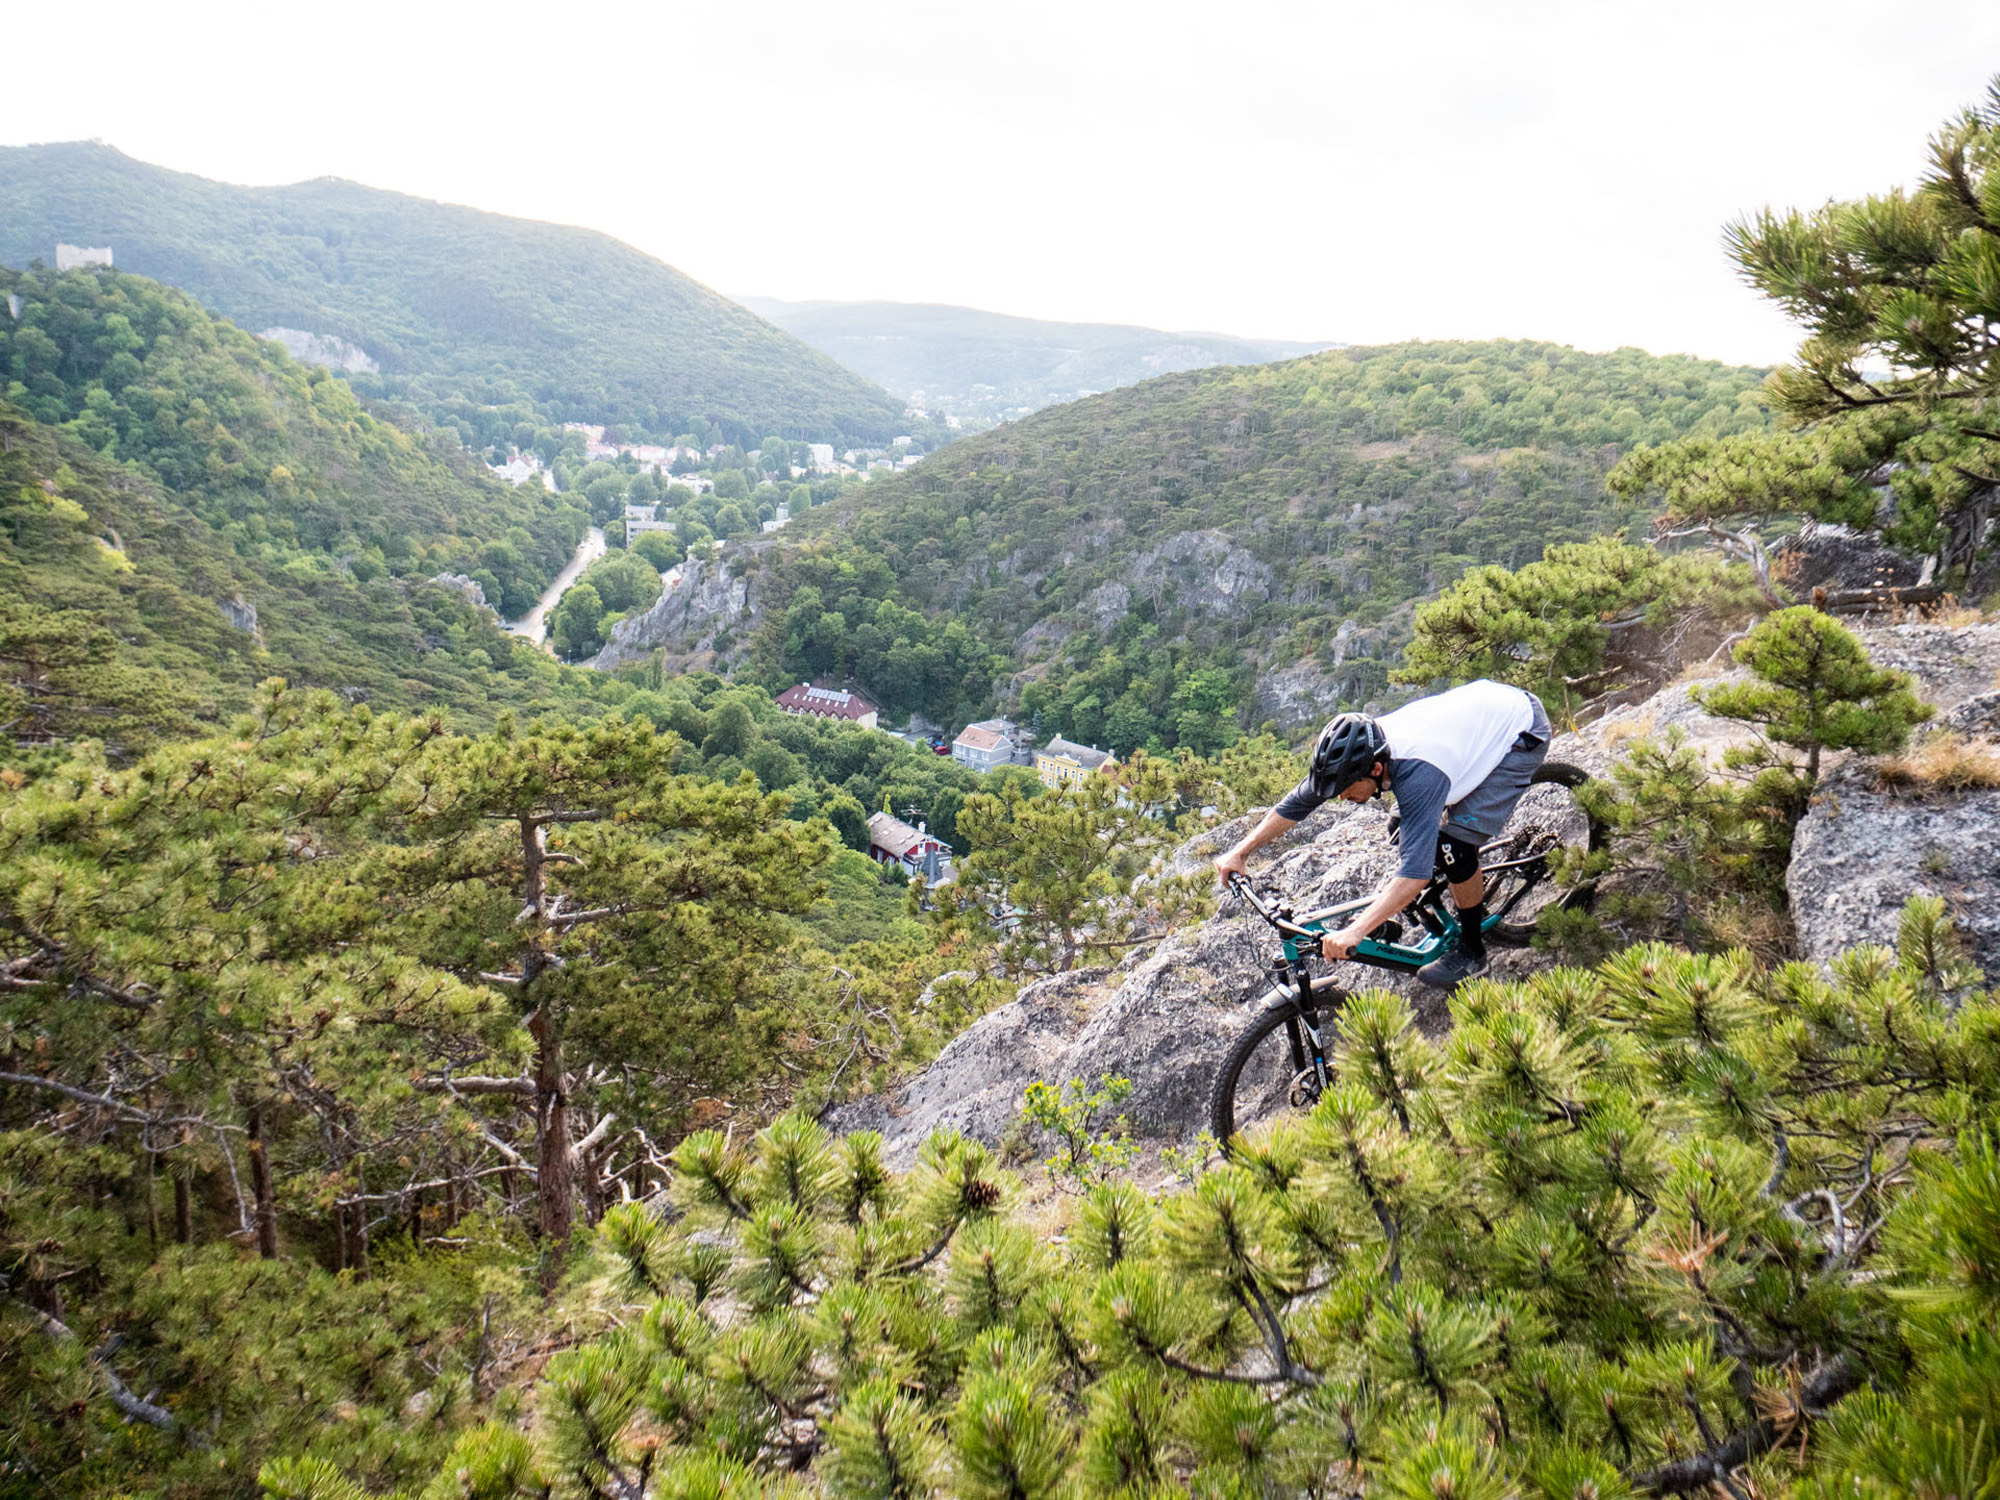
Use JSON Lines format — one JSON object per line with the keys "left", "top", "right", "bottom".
{"left": 1213, "top": 847, "right": 1250, "bottom": 886}
{"left": 1324, "top": 925, "right": 1366, "bottom": 960}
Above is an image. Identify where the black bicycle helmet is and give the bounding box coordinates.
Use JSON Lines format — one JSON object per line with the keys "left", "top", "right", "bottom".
{"left": 1308, "top": 712, "right": 1388, "bottom": 796}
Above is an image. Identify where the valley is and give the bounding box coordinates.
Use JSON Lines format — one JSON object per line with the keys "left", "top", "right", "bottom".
{"left": 739, "top": 295, "right": 1339, "bottom": 431}
{"left": 2, "top": 70, "right": 1999, "bottom": 1500}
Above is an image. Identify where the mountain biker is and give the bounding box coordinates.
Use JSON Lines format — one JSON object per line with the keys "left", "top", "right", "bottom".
{"left": 1213, "top": 679, "right": 1550, "bottom": 990}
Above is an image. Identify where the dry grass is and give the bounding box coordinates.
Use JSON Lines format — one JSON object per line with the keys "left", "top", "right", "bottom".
{"left": 1874, "top": 733, "right": 2000, "bottom": 793}
{"left": 1700, "top": 897, "right": 1794, "bottom": 967}
{"left": 1598, "top": 715, "right": 1656, "bottom": 751}
{"left": 1671, "top": 651, "right": 1738, "bottom": 686}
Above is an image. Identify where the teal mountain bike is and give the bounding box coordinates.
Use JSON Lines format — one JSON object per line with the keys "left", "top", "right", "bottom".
{"left": 1210, "top": 761, "right": 1603, "bottom": 1142}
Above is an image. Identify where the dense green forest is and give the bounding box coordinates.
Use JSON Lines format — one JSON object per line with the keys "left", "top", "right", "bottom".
{"left": 0, "top": 143, "right": 903, "bottom": 444}
{"left": 3, "top": 72, "right": 1997, "bottom": 1500}
{"left": 722, "top": 340, "right": 1771, "bottom": 746}
{"left": 0, "top": 266, "right": 590, "bottom": 616}
{"left": 0, "top": 393, "right": 572, "bottom": 731}
{"left": 741, "top": 295, "right": 1337, "bottom": 430}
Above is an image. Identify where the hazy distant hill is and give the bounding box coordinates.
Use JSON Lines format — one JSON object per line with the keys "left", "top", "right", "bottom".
{"left": 738, "top": 296, "right": 1337, "bottom": 429}
{"left": 0, "top": 143, "right": 903, "bottom": 444}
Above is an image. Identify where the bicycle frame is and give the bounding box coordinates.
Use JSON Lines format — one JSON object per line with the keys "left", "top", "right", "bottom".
{"left": 1220, "top": 847, "right": 1555, "bottom": 1106}
{"left": 1236, "top": 843, "right": 1556, "bottom": 979}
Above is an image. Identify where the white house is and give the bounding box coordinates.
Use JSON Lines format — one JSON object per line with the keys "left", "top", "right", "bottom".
{"left": 952, "top": 718, "right": 1026, "bottom": 772}
{"left": 490, "top": 456, "right": 542, "bottom": 487}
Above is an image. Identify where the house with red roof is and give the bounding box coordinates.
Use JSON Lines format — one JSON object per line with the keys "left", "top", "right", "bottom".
{"left": 775, "top": 682, "right": 879, "bottom": 730}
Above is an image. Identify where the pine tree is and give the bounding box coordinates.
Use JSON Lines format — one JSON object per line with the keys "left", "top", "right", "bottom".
{"left": 1611, "top": 77, "right": 2000, "bottom": 585}
{"left": 1695, "top": 606, "right": 1930, "bottom": 779}
{"left": 1397, "top": 539, "right": 1760, "bottom": 706}
{"left": 405, "top": 908, "right": 1999, "bottom": 1500}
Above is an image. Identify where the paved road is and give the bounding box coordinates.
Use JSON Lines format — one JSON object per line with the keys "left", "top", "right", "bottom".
{"left": 506, "top": 527, "right": 605, "bottom": 645}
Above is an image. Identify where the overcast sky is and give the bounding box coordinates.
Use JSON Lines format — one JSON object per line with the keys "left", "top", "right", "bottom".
{"left": 7, "top": 1, "right": 1996, "bottom": 367}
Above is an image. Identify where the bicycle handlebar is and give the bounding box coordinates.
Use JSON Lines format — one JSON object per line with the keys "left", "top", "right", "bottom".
{"left": 1226, "top": 873, "right": 1318, "bottom": 940}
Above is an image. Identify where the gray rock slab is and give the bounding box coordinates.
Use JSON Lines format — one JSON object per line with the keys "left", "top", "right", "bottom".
{"left": 1789, "top": 764, "right": 2000, "bottom": 982}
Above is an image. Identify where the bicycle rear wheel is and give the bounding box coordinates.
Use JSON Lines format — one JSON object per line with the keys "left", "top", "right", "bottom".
{"left": 1210, "top": 1004, "right": 1331, "bottom": 1143}
{"left": 1481, "top": 761, "right": 1602, "bottom": 946}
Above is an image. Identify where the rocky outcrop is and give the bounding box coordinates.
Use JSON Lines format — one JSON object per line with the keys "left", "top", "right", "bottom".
{"left": 429, "top": 573, "right": 491, "bottom": 611}
{"left": 1130, "top": 530, "right": 1271, "bottom": 621}
{"left": 1252, "top": 623, "right": 1393, "bottom": 730}
{"left": 1551, "top": 622, "right": 2000, "bottom": 777}
{"left": 588, "top": 555, "right": 754, "bottom": 671}
{"left": 839, "top": 619, "right": 2000, "bottom": 1160}
{"left": 1087, "top": 582, "right": 1131, "bottom": 632}
{"left": 1254, "top": 659, "right": 1349, "bottom": 733}
{"left": 1847, "top": 623, "right": 2000, "bottom": 711}
{"left": 1785, "top": 626, "right": 2000, "bottom": 982}
{"left": 1776, "top": 521, "right": 1930, "bottom": 595}
{"left": 1546, "top": 620, "right": 2000, "bottom": 982}
{"left": 260, "top": 327, "right": 380, "bottom": 375}
{"left": 219, "top": 594, "right": 259, "bottom": 638}
{"left": 832, "top": 787, "right": 1565, "bottom": 1165}
{"left": 1789, "top": 765, "right": 2000, "bottom": 979}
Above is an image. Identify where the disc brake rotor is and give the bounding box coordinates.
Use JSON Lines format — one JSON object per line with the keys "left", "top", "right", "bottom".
{"left": 1287, "top": 1069, "right": 1324, "bottom": 1110}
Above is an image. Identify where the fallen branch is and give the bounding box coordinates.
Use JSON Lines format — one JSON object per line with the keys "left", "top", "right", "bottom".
{"left": 337, "top": 1163, "right": 528, "bottom": 1206}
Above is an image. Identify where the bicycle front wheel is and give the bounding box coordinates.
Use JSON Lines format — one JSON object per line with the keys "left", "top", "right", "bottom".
{"left": 1210, "top": 1004, "right": 1330, "bottom": 1143}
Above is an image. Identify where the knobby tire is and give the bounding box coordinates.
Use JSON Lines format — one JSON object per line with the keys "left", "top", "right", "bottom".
{"left": 1210, "top": 1004, "right": 1319, "bottom": 1144}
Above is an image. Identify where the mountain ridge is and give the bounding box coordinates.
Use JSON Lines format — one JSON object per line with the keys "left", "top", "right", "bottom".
{"left": 738, "top": 293, "right": 1339, "bottom": 428}
{"left": 0, "top": 142, "right": 903, "bottom": 443}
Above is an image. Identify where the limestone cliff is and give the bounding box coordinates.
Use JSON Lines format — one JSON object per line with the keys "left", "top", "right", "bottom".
{"left": 587, "top": 554, "right": 756, "bottom": 672}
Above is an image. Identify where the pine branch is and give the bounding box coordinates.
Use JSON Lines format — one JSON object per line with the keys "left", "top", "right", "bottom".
{"left": 0, "top": 1070, "right": 155, "bottom": 1121}
{"left": 24, "top": 1305, "right": 177, "bottom": 1430}
{"left": 1634, "top": 1356, "right": 1861, "bottom": 1494}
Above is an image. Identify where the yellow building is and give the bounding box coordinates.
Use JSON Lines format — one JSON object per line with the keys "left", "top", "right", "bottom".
{"left": 1035, "top": 735, "right": 1116, "bottom": 789}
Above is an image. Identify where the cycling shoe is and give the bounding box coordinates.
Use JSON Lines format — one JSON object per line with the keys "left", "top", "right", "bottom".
{"left": 1416, "top": 950, "right": 1488, "bottom": 992}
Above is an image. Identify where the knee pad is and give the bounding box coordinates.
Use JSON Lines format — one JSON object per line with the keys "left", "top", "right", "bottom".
{"left": 1438, "top": 833, "right": 1482, "bottom": 884}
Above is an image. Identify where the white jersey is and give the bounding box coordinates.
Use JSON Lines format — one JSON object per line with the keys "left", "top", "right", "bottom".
{"left": 1378, "top": 680, "right": 1536, "bottom": 802}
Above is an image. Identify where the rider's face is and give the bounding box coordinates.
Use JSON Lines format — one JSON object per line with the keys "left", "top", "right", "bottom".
{"left": 1337, "top": 764, "right": 1385, "bottom": 803}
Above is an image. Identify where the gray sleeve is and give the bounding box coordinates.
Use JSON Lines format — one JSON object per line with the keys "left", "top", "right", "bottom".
{"left": 1388, "top": 760, "right": 1452, "bottom": 879}
{"left": 1271, "top": 774, "right": 1325, "bottom": 824}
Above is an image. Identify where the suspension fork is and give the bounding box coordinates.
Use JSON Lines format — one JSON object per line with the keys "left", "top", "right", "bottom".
{"left": 1283, "top": 966, "right": 1330, "bottom": 1090}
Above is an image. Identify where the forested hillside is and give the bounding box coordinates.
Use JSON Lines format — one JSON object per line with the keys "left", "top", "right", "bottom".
{"left": 0, "top": 266, "right": 609, "bottom": 725}
{"left": 2, "top": 73, "right": 1998, "bottom": 1500}
{"left": 723, "top": 340, "right": 1770, "bottom": 745}
{"left": 0, "top": 394, "right": 567, "bottom": 730}
{"left": 740, "top": 295, "right": 1336, "bottom": 429}
{"left": 0, "top": 143, "right": 903, "bottom": 443}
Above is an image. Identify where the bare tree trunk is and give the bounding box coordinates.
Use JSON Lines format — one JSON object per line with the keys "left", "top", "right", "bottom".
{"left": 347, "top": 1163, "right": 370, "bottom": 1276}
{"left": 146, "top": 1152, "right": 160, "bottom": 1252}
{"left": 581, "top": 1141, "right": 607, "bottom": 1227}
{"left": 173, "top": 1170, "right": 192, "bottom": 1245}
{"left": 246, "top": 1108, "right": 280, "bottom": 1260}
{"left": 334, "top": 1205, "right": 347, "bottom": 1273}
{"left": 528, "top": 1001, "right": 575, "bottom": 1293}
